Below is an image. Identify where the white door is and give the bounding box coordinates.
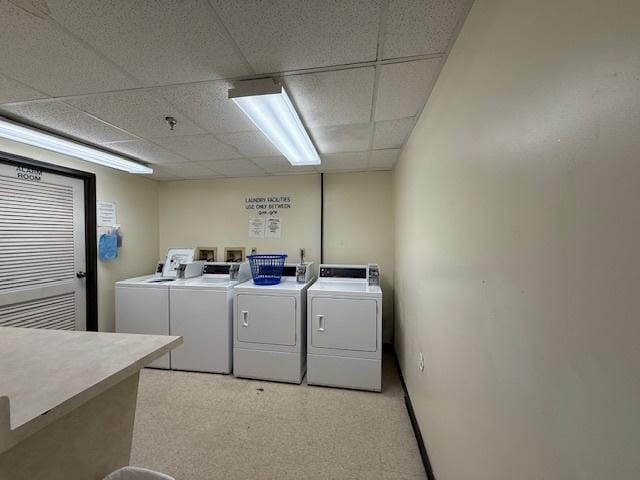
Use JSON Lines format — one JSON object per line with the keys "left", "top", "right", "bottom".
{"left": 236, "top": 294, "right": 296, "bottom": 346}
{"left": 0, "top": 161, "right": 86, "bottom": 330}
{"left": 311, "top": 297, "right": 377, "bottom": 352}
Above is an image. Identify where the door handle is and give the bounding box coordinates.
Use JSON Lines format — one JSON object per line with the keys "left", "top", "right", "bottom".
{"left": 242, "top": 310, "right": 249, "bottom": 327}
{"left": 76, "top": 271, "right": 86, "bottom": 279}
{"left": 317, "top": 314, "right": 324, "bottom": 332}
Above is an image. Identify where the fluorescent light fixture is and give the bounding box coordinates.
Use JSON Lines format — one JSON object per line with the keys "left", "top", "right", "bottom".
{"left": 0, "top": 116, "right": 153, "bottom": 174}
{"left": 229, "top": 79, "right": 320, "bottom": 166}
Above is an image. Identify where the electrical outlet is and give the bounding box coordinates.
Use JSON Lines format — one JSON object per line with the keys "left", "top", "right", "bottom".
{"left": 418, "top": 352, "right": 425, "bottom": 372}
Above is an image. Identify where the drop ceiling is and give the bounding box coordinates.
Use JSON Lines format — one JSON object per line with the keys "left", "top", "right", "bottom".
{"left": 0, "top": 0, "right": 472, "bottom": 180}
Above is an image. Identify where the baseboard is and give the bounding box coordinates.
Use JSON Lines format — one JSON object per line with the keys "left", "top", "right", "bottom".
{"left": 387, "top": 344, "right": 436, "bottom": 480}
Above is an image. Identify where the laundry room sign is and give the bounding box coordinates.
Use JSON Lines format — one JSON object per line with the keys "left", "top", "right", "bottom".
{"left": 244, "top": 196, "right": 291, "bottom": 216}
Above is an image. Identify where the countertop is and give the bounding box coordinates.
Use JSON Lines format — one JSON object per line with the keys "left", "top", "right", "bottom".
{"left": 0, "top": 327, "right": 182, "bottom": 453}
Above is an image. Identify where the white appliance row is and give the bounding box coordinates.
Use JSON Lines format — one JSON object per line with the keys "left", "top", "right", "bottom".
{"left": 116, "top": 259, "right": 382, "bottom": 392}
{"left": 115, "top": 260, "right": 250, "bottom": 372}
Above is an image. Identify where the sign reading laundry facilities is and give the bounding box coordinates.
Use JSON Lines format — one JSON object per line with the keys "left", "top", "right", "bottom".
{"left": 248, "top": 217, "right": 265, "bottom": 238}
{"left": 245, "top": 196, "right": 291, "bottom": 216}
{"left": 265, "top": 217, "right": 282, "bottom": 238}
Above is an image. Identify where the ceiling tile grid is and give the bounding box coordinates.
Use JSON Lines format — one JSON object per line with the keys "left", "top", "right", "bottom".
{"left": 0, "top": 0, "right": 138, "bottom": 96}
{"left": 0, "top": 74, "right": 45, "bottom": 105}
{"left": 154, "top": 80, "right": 258, "bottom": 134}
{"left": 159, "top": 161, "right": 220, "bottom": 179}
{"left": 369, "top": 149, "right": 401, "bottom": 169}
{"left": 310, "top": 123, "right": 373, "bottom": 154}
{"left": 372, "top": 118, "right": 415, "bottom": 150}
{"left": 0, "top": 0, "right": 473, "bottom": 179}
{"left": 0, "top": 100, "right": 136, "bottom": 144}
{"left": 210, "top": 0, "right": 382, "bottom": 73}
{"left": 153, "top": 134, "right": 242, "bottom": 162}
{"left": 375, "top": 58, "right": 443, "bottom": 121}
{"left": 101, "top": 140, "right": 191, "bottom": 165}
{"left": 67, "top": 90, "right": 206, "bottom": 139}
{"left": 282, "top": 68, "right": 375, "bottom": 128}
{"left": 317, "top": 152, "right": 370, "bottom": 173}
{"left": 215, "top": 131, "right": 281, "bottom": 158}
{"left": 250, "top": 156, "right": 317, "bottom": 175}
{"left": 42, "top": 0, "right": 251, "bottom": 86}
{"left": 383, "top": 0, "right": 471, "bottom": 59}
{"left": 199, "top": 158, "right": 266, "bottom": 177}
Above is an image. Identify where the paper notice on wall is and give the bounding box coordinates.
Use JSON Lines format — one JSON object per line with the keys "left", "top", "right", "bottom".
{"left": 248, "top": 217, "right": 265, "bottom": 238}
{"left": 97, "top": 201, "right": 117, "bottom": 227}
{"left": 265, "top": 217, "right": 282, "bottom": 238}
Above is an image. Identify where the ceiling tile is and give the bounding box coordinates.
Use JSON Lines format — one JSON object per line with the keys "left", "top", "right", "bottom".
{"left": 141, "top": 165, "right": 179, "bottom": 181}
{"left": 317, "top": 152, "right": 369, "bottom": 173}
{"left": 372, "top": 118, "right": 415, "bottom": 149}
{"left": 199, "top": 159, "right": 266, "bottom": 177}
{"left": 154, "top": 134, "right": 242, "bottom": 162}
{"left": 216, "top": 131, "right": 280, "bottom": 158}
{"left": 0, "top": 101, "right": 135, "bottom": 143}
{"left": 101, "top": 140, "right": 189, "bottom": 165}
{"left": 155, "top": 80, "right": 258, "bottom": 134}
{"left": 283, "top": 68, "right": 375, "bottom": 128}
{"left": 211, "top": 0, "right": 382, "bottom": 73}
{"left": 310, "top": 123, "right": 372, "bottom": 154}
{"left": 67, "top": 90, "right": 206, "bottom": 139}
{"left": 369, "top": 149, "right": 400, "bottom": 169}
{"left": 383, "top": 0, "right": 470, "bottom": 59}
{"left": 161, "top": 162, "right": 219, "bottom": 178}
{"left": 45, "top": 0, "right": 250, "bottom": 86}
{"left": 250, "top": 156, "right": 317, "bottom": 175}
{"left": 0, "top": 1, "right": 137, "bottom": 96}
{"left": 375, "top": 59, "right": 442, "bottom": 121}
{"left": 0, "top": 74, "right": 46, "bottom": 104}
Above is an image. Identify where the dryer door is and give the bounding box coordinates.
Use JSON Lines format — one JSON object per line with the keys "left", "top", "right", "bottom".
{"left": 236, "top": 294, "right": 296, "bottom": 346}
{"left": 310, "top": 297, "right": 377, "bottom": 352}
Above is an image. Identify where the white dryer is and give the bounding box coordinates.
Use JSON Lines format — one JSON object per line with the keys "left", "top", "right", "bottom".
{"left": 306, "top": 264, "right": 382, "bottom": 392}
{"left": 115, "top": 263, "right": 175, "bottom": 369}
{"left": 233, "top": 263, "right": 315, "bottom": 384}
{"left": 169, "top": 262, "right": 250, "bottom": 373}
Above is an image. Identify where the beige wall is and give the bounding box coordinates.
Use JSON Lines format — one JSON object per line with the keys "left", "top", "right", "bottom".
{"left": 323, "top": 172, "right": 394, "bottom": 340}
{"left": 0, "top": 138, "right": 159, "bottom": 332}
{"left": 159, "top": 174, "right": 322, "bottom": 266}
{"left": 393, "top": 1, "right": 640, "bottom": 479}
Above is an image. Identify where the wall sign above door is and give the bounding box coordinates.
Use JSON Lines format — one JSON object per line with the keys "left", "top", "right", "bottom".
{"left": 15, "top": 165, "right": 42, "bottom": 182}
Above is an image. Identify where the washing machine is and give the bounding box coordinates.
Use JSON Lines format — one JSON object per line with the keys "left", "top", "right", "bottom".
{"left": 115, "top": 248, "right": 196, "bottom": 369}
{"left": 233, "top": 263, "right": 315, "bottom": 384}
{"left": 306, "top": 264, "right": 382, "bottom": 392}
{"left": 169, "top": 262, "right": 251, "bottom": 373}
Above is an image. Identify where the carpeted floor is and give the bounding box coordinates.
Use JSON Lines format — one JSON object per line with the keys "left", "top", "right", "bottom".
{"left": 130, "top": 353, "right": 426, "bottom": 480}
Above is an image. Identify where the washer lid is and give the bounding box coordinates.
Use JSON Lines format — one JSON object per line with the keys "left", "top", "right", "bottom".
{"left": 233, "top": 277, "right": 313, "bottom": 293}
{"left": 116, "top": 274, "right": 176, "bottom": 287}
{"left": 307, "top": 281, "right": 381, "bottom": 298}
{"left": 171, "top": 276, "right": 236, "bottom": 290}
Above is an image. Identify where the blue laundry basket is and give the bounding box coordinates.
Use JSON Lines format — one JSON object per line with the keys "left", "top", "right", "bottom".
{"left": 248, "top": 254, "right": 288, "bottom": 285}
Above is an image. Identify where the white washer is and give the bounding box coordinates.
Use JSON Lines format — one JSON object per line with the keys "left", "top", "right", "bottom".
{"left": 306, "top": 264, "right": 382, "bottom": 392}
{"left": 169, "top": 262, "right": 250, "bottom": 373}
{"left": 115, "top": 263, "right": 175, "bottom": 369}
{"left": 233, "top": 263, "right": 315, "bottom": 384}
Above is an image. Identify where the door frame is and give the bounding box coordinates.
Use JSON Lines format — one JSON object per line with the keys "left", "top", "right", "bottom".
{"left": 0, "top": 150, "right": 98, "bottom": 331}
